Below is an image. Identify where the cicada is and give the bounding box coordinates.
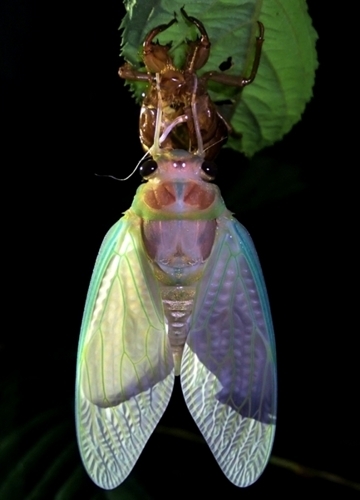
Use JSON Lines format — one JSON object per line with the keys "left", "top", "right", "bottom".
{"left": 119, "top": 8, "right": 264, "bottom": 160}
{"left": 75, "top": 72, "right": 277, "bottom": 489}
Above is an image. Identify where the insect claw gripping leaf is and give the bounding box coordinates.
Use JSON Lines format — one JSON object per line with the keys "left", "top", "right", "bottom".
{"left": 77, "top": 10, "right": 276, "bottom": 490}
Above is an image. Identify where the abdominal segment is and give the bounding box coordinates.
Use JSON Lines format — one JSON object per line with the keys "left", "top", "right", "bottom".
{"left": 142, "top": 219, "right": 217, "bottom": 372}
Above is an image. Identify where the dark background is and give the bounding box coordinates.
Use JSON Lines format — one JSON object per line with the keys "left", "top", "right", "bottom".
{"left": 1, "top": 1, "right": 357, "bottom": 498}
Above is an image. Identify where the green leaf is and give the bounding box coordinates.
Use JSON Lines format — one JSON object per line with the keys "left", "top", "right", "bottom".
{"left": 120, "top": 0, "right": 318, "bottom": 156}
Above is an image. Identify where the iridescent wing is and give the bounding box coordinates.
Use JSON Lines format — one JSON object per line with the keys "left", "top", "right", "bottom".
{"left": 76, "top": 215, "right": 175, "bottom": 489}
{"left": 181, "top": 217, "right": 276, "bottom": 487}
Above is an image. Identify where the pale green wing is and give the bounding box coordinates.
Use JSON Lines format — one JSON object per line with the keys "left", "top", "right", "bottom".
{"left": 76, "top": 214, "right": 174, "bottom": 489}
{"left": 181, "top": 217, "right": 276, "bottom": 487}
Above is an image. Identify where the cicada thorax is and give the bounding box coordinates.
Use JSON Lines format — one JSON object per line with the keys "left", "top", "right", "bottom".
{"left": 132, "top": 150, "right": 226, "bottom": 281}
{"left": 129, "top": 147, "right": 228, "bottom": 373}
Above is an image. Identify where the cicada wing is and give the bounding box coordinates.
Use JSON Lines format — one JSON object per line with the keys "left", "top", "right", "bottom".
{"left": 76, "top": 215, "right": 174, "bottom": 489}
{"left": 181, "top": 217, "right": 276, "bottom": 487}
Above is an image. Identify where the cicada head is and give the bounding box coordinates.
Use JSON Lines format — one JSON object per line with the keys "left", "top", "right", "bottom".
{"left": 133, "top": 149, "right": 226, "bottom": 221}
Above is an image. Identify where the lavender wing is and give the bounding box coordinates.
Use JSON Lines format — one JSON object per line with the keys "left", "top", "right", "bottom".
{"left": 181, "top": 216, "right": 276, "bottom": 487}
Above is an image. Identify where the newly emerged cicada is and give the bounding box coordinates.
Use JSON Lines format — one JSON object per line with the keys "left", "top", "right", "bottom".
{"left": 119, "top": 8, "right": 264, "bottom": 160}
{"left": 76, "top": 68, "right": 277, "bottom": 489}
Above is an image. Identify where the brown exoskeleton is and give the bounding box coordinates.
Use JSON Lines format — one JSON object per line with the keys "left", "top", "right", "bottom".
{"left": 119, "top": 8, "right": 264, "bottom": 160}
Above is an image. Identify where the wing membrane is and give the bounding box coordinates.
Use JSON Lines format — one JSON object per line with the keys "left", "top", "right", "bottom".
{"left": 76, "top": 215, "right": 174, "bottom": 489}
{"left": 181, "top": 217, "right": 276, "bottom": 487}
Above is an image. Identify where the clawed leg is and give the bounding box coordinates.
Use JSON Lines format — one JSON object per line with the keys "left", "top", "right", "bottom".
{"left": 142, "top": 17, "right": 178, "bottom": 73}
{"left": 119, "top": 16, "right": 178, "bottom": 79}
{"left": 203, "top": 21, "right": 264, "bottom": 88}
{"left": 181, "top": 7, "right": 211, "bottom": 72}
{"left": 143, "top": 17, "right": 178, "bottom": 48}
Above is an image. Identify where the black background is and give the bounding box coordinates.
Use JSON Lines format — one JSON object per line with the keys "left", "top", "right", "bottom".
{"left": 1, "top": 1, "right": 357, "bottom": 498}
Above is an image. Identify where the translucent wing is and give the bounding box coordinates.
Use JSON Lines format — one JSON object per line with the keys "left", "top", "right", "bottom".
{"left": 76, "top": 214, "right": 175, "bottom": 489}
{"left": 181, "top": 217, "right": 276, "bottom": 487}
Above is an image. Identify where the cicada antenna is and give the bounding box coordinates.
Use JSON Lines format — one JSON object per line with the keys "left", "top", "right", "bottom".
{"left": 190, "top": 74, "right": 204, "bottom": 157}
{"left": 121, "top": 150, "right": 152, "bottom": 180}
{"left": 95, "top": 150, "right": 152, "bottom": 182}
{"left": 149, "top": 72, "right": 205, "bottom": 158}
{"left": 203, "top": 136, "right": 227, "bottom": 157}
{"left": 117, "top": 72, "right": 163, "bottom": 177}
{"left": 149, "top": 73, "right": 189, "bottom": 155}
{"left": 158, "top": 114, "right": 189, "bottom": 144}
{"left": 149, "top": 73, "right": 164, "bottom": 158}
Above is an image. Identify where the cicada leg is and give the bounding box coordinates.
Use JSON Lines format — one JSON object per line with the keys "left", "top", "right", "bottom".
{"left": 142, "top": 17, "right": 178, "bottom": 73}
{"left": 119, "top": 16, "right": 177, "bottom": 79}
{"left": 181, "top": 7, "right": 211, "bottom": 72}
{"left": 203, "top": 21, "right": 264, "bottom": 88}
{"left": 118, "top": 62, "right": 153, "bottom": 82}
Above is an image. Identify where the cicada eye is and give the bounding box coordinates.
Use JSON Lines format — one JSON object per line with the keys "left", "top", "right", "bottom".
{"left": 201, "top": 160, "right": 218, "bottom": 181}
{"left": 140, "top": 159, "right": 158, "bottom": 179}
